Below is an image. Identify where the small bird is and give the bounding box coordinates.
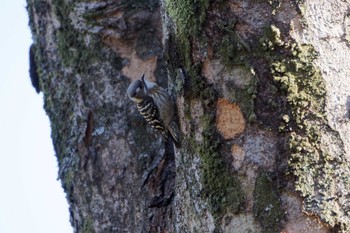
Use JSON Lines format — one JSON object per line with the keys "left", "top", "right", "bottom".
{"left": 127, "top": 74, "right": 180, "bottom": 148}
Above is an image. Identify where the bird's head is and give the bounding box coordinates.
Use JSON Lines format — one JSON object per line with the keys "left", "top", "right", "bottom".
{"left": 127, "top": 74, "right": 149, "bottom": 103}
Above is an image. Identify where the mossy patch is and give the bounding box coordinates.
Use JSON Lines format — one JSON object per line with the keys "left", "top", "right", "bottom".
{"left": 224, "top": 70, "right": 257, "bottom": 123}
{"left": 62, "top": 170, "right": 75, "bottom": 196}
{"left": 214, "top": 18, "right": 258, "bottom": 123}
{"left": 253, "top": 172, "right": 284, "bottom": 233}
{"left": 53, "top": 0, "right": 103, "bottom": 70}
{"left": 165, "top": 0, "right": 245, "bottom": 226}
{"left": 82, "top": 217, "right": 94, "bottom": 233}
{"left": 165, "top": 0, "right": 210, "bottom": 68}
{"left": 200, "top": 138, "right": 244, "bottom": 220}
{"left": 216, "top": 18, "right": 252, "bottom": 66}
{"left": 263, "top": 24, "right": 350, "bottom": 231}
{"left": 165, "top": 0, "right": 209, "bottom": 38}
{"left": 166, "top": 1, "right": 350, "bottom": 231}
{"left": 182, "top": 67, "right": 245, "bottom": 225}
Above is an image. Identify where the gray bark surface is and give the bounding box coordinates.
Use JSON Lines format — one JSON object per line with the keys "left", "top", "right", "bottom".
{"left": 27, "top": 0, "right": 350, "bottom": 232}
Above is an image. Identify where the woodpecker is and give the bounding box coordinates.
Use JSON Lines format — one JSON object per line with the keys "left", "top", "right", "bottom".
{"left": 127, "top": 74, "right": 180, "bottom": 148}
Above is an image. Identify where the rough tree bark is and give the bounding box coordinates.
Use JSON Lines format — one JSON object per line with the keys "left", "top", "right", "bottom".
{"left": 27, "top": 0, "right": 350, "bottom": 232}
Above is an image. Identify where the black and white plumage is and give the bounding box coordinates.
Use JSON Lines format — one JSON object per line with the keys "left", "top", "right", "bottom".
{"left": 127, "top": 74, "right": 180, "bottom": 148}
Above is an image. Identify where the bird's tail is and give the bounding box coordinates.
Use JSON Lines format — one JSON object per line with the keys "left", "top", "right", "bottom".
{"left": 168, "top": 121, "right": 181, "bottom": 148}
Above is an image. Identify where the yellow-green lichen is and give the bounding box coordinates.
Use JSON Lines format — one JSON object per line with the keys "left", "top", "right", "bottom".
{"left": 260, "top": 24, "right": 285, "bottom": 51}
{"left": 166, "top": 2, "right": 348, "bottom": 231}
{"left": 266, "top": 24, "right": 350, "bottom": 231}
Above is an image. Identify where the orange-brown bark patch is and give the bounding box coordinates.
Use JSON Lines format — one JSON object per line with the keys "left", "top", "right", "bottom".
{"left": 216, "top": 98, "right": 246, "bottom": 139}
{"left": 231, "top": 145, "right": 245, "bottom": 170}
{"left": 102, "top": 32, "right": 157, "bottom": 81}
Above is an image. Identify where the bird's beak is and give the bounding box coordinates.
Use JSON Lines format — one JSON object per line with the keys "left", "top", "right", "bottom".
{"left": 141, "top": 74, "right": 147, "bottom": 91}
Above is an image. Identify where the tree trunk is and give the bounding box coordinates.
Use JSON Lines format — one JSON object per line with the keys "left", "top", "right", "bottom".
{"left": 27, "top": 0, "right": 350, "bottom": 232}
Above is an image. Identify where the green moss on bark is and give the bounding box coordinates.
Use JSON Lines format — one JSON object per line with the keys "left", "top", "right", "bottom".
{"left": 53, "top": 0, "right": 102, "bottom": 70}
{"left": 254, "top": 172, "right": 283, "bottom": 233}
{"left": 188, "top": 80, "right": 244, "bottom": 225}
{"left": 166, "top": 1, "right": 349, "bottom": 231}
{"left": 176, "top": 64, "right": 245, "bottom": 227}
{"left": 165, "top": 0, "right": 246, "bottom": 227}
{"left": 165, "top": 0, "right": 209, "bottom": 38}
{"left": 263, "top": 25, "right": 350, "bottom": 231}
{"left": 215, "top": 19, "right": 257, "bottom": 123}
{"left": 165, "top": 0, "right": 210, "bottom": 68}
{"left": 82, "top": 217, "right": 94, "bottom": 233}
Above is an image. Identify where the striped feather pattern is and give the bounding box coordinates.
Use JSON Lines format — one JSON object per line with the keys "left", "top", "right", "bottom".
{"left": 147, "top": 86, "right": 180, "bottom": 147}
{"left": 137, "top": 97, "right": 168, "bottom": 139}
